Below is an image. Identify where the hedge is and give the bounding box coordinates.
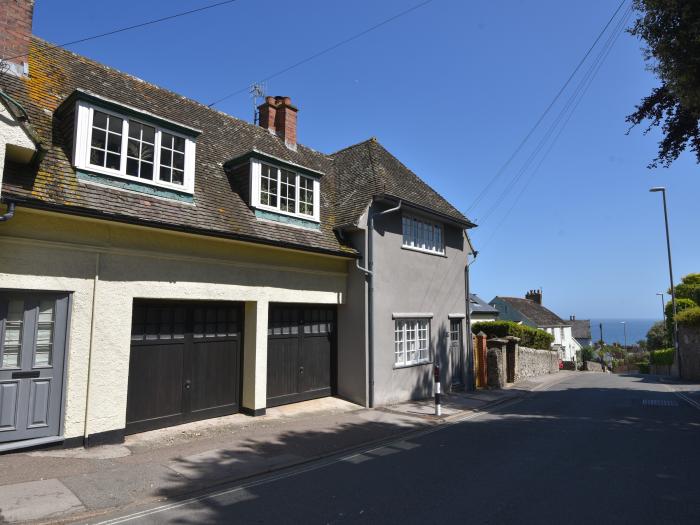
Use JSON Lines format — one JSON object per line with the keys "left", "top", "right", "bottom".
{"left": 650, "top": 348, "right": 674, "bottom": 366}
{"left": 638, "top": 362, "right": 650, "bottom": 374}
{"left": 677, "top": 306, "right": 700, "bottom": 327}
{"left": 471, "top": 321, "right": 554, "bottom": 350}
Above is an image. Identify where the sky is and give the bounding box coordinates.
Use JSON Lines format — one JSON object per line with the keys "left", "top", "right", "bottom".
{"left": 32, "top": 0, "right": 699, "bottom": 320}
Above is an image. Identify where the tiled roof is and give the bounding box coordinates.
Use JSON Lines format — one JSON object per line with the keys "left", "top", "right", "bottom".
{"left": 470, "top": 294, "right": 499, "bottom": 314}
{"left": 331, "top": 138, "right": 472, "bottom": 228}
{"left": 571, "top": 319, "right": 592, "bottom": 339}
{"left": 493, "top": 297, "right": 568, "bottom": 327}
{"left": 1, "top": 38, "right": 470, "bottom": 256}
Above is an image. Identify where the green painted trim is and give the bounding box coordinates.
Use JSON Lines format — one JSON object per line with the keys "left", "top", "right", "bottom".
{"left": 225, "top": 151, "right": 324, "bottom": 178}
{"left": 255, "top": 209, "right": 320, "bottom": 230}
{"left": 76, "top": 170, "right": 194, "bottom": 203}
{"left": 61, "top": 90, "right": 200, "bottom": 137}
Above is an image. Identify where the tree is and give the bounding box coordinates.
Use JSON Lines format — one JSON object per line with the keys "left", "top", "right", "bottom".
{"left": 673, "top": 273, "right": 700, "bottom": 305}
{"left": 646, "top": 320, "right": 668, "bottom": 350}
{"left": 627, "top": 1, "right": 700, "bottom": 168}
{"left": 666, "top": 298, "right": 698, "bottom": 336}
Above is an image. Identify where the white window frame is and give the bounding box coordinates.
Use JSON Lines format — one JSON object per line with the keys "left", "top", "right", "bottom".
{"left": 73, "top": 101, "right": 196, "bottom": 194}
{"left": 249, "top": 159, "right": 321, "bottom": 223}
{"left": 394, "top": 318, "right": 430, "bottom": 367}
{"left": 402, "top": 214, "right": 445, "bottom": 255}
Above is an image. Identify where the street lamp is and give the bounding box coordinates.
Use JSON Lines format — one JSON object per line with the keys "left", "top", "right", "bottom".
{"left": 656, "top": 292, "right": 666, "bottom": 323}
{"left": 649, "top": 187, "right": 680, "bottom": 375}
{"left": 620, "top": 321, "right": 627, "bottom": 350}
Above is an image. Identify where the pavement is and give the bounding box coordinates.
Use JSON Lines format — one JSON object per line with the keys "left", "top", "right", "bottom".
{"left": 0, "top": 372, "right": 569, "bottom": 524}
{"left": 79, "top": 371, "right": 700, "bottom": 525}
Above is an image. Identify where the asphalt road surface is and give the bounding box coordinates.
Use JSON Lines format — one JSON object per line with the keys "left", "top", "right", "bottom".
{"left": 91, "top": 373, "right": 700, "bottom": 524}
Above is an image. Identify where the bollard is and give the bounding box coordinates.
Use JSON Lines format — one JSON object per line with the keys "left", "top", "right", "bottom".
{"left": 434, "top": 363, "right": 441, "bottom": 416}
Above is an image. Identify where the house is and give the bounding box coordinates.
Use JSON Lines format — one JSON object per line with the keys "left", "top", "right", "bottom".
{"left": 0, "top": 3, "right": 475, "bottom": 451}
{"left": 469, "top": 294, "right": 499, "bottom": 323}
{"left": 489, "top": 290, "right": 581, "bottom": 361}
{"left": 570, "top": 316, "right": 592, "bottom": 347}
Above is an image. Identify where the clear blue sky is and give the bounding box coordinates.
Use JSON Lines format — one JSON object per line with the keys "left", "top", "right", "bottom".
{"left": 33, "top": 0, "right": 699, "bottom": 320}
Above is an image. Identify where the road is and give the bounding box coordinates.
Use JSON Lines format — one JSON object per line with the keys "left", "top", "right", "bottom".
{"left": 91, "top": 373, "right": 700, "bottom": 524}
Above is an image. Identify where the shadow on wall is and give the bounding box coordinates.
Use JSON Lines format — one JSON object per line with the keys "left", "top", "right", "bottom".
{"left": 151, "top": 374, "right": 700, "bottom": 523}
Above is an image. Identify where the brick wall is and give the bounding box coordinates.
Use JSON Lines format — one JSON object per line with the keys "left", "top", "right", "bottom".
{"left": 0, "top": 0, "right": 35, "bottom": 71}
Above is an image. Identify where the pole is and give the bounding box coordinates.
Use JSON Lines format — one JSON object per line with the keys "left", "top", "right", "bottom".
{"left": 434, "top": 363, "right": 442, "bottom": 417}
{"left": 622, "top": 321, "right": 627, "bottom": 350}
{"left": 659, "top": 190, "right": 681, "bottom": 376}
{"left": 599, "top": 323, "right": 604, "bottom": 346}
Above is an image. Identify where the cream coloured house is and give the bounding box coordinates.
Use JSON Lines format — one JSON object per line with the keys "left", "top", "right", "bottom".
{"left": 0, "top": 4, "right": 475, "bottom": 451}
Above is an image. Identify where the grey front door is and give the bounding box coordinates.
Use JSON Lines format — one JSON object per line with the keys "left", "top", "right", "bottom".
{"left": 0, "top": 293, "right": 69, "bottom": 443}
{"left": 449, "top": 319, "right": 463, "bottom": 387}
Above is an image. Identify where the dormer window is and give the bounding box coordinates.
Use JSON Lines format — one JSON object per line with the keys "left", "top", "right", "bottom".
{"left": 73, "top": 99, "right": 197, "bottom": 194}
{"left": 250, "top": 159, "right": 320, "bottom": 222}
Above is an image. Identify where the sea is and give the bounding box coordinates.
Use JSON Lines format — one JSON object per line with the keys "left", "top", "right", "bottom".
{"left": 589, "top": 318, "right": 658, "bottom": 346}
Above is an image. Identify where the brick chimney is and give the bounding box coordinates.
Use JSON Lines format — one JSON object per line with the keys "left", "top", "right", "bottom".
{"left": 0, "top": 0, "right": 35, "bottom": 77}
{"left": 525, "top": 289, "right": 542, "bottom": 305}
{"left": 257, "top": 96, "right": 298, "bottom": 149}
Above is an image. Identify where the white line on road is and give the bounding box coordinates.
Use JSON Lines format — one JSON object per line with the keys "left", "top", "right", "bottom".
{"left": 91, "top": 377, "right": 570, "bottom": 524}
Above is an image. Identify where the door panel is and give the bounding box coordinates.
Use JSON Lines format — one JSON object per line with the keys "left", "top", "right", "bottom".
{"left": 0, "top": 293, "right": 69, "bottom": 444}
{"left": 449, "top": 319, "right": 463, "bottom": 387}
{"left": 267, "top": 304, "right": 336, "bottom": 407}
{"left": 126, "top": 301, "right": 242, "bottom": 434}
{"left": 0, "top": 381, "right": 19, "bottom": 431}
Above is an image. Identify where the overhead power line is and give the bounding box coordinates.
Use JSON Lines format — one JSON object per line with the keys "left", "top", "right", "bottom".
{"left": 465, "top": 0, "right": 629, "bottom": 216}
{"left": 206, "top": 0, "right": 435, "bottom": 107}
{"left": 478, "top": 3, "right": 634, "bottom": 249}
{"left": 0, "top": 0, "right": 242, "bottom": 62}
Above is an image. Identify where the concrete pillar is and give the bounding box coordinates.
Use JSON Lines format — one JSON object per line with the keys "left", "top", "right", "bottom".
{"left": 242, "top": 300, "right": 269, "bottom": 416}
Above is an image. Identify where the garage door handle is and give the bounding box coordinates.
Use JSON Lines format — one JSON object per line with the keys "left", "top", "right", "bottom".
{"left": 184, "top": 380, "right": 191, "bottom": 389}
{"left": 299, "top": 366, "right": 304, "bottom": 375}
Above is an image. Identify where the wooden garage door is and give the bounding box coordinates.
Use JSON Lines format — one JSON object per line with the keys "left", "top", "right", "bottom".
{"left": 126, "top": 301, "right": 243, "bottom": 434}
{"left": 267, "top": 304, "right": 336, "bottom": 407}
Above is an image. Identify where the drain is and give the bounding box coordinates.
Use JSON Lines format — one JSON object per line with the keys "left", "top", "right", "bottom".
{"left": 643, "top": 399, "right": 678, "bottom": 407}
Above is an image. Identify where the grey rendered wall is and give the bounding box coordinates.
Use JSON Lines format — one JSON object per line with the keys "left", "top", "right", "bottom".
{"left": 336, "top": 230, "right": 369, "bottom": 406}
{"left": 371, "top": 203, "right": 467, "bottom": 406}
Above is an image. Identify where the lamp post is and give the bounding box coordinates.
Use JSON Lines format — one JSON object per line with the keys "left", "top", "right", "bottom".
{"left": 656, "top": 292, "right": 666, "bottom": 324}
{"left": 649, "top": 187, "right": 680, "bottom": 375}
{"left": 620, "top": 321, "right": 627, "bottom": 350}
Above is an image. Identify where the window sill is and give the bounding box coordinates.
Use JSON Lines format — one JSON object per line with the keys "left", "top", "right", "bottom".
{"left": 401, "top": 245, "right": 447, "bottom": 258}
{"left": 254, "top": 203, "right": 319, "bottom": 224}
{"left": 79, "top": 163, "right": 193, "bottom": 194}
{"left": 76, "top": 169, "right": 195, "bottom": 203}
{"left": 393, "top": 359, "right": 432, "bottom": 370}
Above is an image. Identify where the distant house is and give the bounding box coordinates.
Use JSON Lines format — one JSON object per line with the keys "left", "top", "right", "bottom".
{"left": 489, "top": 290, "right": 581, "bottom": 362}
{"left": 469, "top": 294, "right": 499, "bottom": 324}
{"left": 569, "top": 316, "right": 592, "bottom": 347}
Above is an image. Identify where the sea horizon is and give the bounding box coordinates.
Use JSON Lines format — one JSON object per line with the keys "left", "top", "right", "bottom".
{"left": 588, "top": 318, "right": 659, "bottom": 346}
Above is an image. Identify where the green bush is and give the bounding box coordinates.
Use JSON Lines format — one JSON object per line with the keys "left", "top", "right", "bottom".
{"left": 666, "top": 298, "right": 698, "bottom": 334}
{"left": 471, "top": 321, "right": 554, "bottom": 350}
{"left": 650, "top": 348, "right": 674, "bottom": 366}
{"left": 638, "top": 361, "right": 650, "bottom": 374}
{"left": 677, "top": 306, "right": 700, "bottom": 327}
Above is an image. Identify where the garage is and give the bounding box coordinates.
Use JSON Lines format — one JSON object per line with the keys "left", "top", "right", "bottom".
{"left": 267, "top": 304, "right": 337, "bottom": 407}
{"left": 126, "top": 301, "right": 243, "bottom": 434}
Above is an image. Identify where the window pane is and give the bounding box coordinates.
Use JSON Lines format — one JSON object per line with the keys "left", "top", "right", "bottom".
{"left": 160, "top": 166, "right": 171, "bottom": 183}
{"left": 172, "top": 169, "right": 184, "bottom": 185}
{"left": 90, "top": 149, "right": 105, "bottom": 166}
{"left": 126, "top": 158, "right": 139, "bottom": 177}
{"left": 141, "top": 162, "right": 154, "bottom": 180}
{"left": 142, "top": 125, "right": 155, "bottom": 143}
{"left": 93, "top": 110, "right": 108, "bottom": 130}
{"left": 173, "top": 152, "right": 184, "bottom": 171}
{"left": 3, "top": 299, "right": 24, "bottom": 369}
{"left": 106, "top": 153, "right": 121, "bottom": 170}
{"left": 161, "top": 149, "right": 172, "bottom": 166}
{"left": 7, "top": 299, "right": 24, "bottom": 322}
{"left": 108, "top": 116, "right": 122, "bottom": 133}
{"left": 127, "top": 139, "right": 140, "bottom": 158}
{"left": 280, "top": 170, "right": 296, "bottom": 213}
{"left": 173, "top": 136, "right": 185, "bottom": 152}
{"left": 142, "top": 143, "right": 154, "bottom": 162}
{"left": 91, "top": 129, "right": 106, "bottom": 149}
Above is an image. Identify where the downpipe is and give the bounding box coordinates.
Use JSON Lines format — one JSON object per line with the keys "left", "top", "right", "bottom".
{"left": 357, "top": 199, "right": 402, "bottom": 408}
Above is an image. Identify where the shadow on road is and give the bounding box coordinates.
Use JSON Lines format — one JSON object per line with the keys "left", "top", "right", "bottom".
{"left": 151, "top": 374, "right": 700, "bottom": 524}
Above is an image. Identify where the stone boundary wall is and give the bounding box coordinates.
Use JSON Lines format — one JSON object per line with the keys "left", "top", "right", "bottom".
{"left": 679, "top": 325, "right": 700, "bottom": 381}
{"left": 487, "top": 347, "right": 506, "bottom": 388}
{"left": 514, "top": 347, "right": 559, "bottom": 382}
{"left": 583, "top": 361, "right": 603, "bottom": 372}
{"left": 650, "top": 364, "right": 672, "bottom": 376}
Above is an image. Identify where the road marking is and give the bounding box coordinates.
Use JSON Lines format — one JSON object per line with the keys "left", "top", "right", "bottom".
{"left": 92, "top": 379, "right": 568, "bottom": 524}
{"left": 642, "top": 399, "right": 679, "bottom": 407}
{"left": 659, "top": 380, "right": 700, "bottom": 411}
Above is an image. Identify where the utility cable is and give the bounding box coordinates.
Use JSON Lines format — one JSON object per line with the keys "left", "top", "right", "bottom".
{"left": 466, "top": 0, "right": 629, "bottom": 215}
{"left": 206, "top": 0, "right": 435, "bottom": 107}
{"left": 0, "top": 0, "right": 242, "bottom": 62}
{"left": 478, "top": 4, "right": 633, "bottom": 249}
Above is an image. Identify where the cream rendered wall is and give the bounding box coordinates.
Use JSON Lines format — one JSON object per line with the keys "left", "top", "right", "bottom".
{"left": 0, "top": 208, "right": 347, "bottom": 438}
{"left": 0, "top": 99, "right": 37, "bottom": 195}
